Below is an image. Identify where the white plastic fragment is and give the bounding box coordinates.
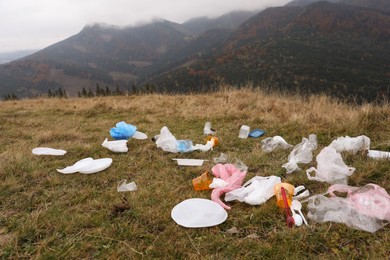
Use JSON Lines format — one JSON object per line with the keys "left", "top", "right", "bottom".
{"left": 56, "top": 157, "right": 94, "bottom": 174}
{"left": 132, "top": 131, "right": 148, "bottom": 140}
{"left": 204, "top": 122, "right": 216, "bottom": 135}
{"left": 57, "top": 158, "right": 112, "bottom": 174}
{"left": 238, "top": 125, "right": 250, "bottom": 139}
{"left": 329, "top": 135, "right": 370, "bottom": 154}
{"left": 172, "top": 158, "right": 206, "bottom": 166}
{"left": 117, "top": 179, "right": 137, "bottom": 192}
{"left": 261, "top": 136, "right": 293, "bottom": 152}
{"left": 102, "top": 138, "right": 128, "bottom": 153}
{"left": 368, "top": 150, "right": 390, "bottom": 160}
{"left": 32, "top": 147, "right": 67, "bottom": 156}
{"left": 282, "top": 134, "right": 317, "bottom": 174}
{"left": 209, "top": 178, "right": 229, "bottom": 189}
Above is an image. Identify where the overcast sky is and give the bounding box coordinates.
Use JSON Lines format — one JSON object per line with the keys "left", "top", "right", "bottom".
{"left": 0, "top": 0, "right": 291, "bottom": 52}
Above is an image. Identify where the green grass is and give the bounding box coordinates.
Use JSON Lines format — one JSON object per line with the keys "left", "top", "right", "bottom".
{"left": 0, "top": 88, "right": 389, "bottom": 258}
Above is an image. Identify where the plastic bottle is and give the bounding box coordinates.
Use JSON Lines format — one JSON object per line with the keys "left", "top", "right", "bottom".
{"left": 176, "top": 140, "right": 193, "bottom": 153}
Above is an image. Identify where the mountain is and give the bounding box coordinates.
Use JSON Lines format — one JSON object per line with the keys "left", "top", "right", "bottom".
{"left": 0, "top": 1, "right": 389, "bottom": 101}
{"left": 150, "top": 1, "right": 390, "bottom": 101}
{"left": 0, "top": 50, "right": 38, "bottom": 64}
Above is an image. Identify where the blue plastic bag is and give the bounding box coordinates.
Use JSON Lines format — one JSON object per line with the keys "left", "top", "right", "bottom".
{"left": 110, "top": 121, "right": 137, "bottom": 140}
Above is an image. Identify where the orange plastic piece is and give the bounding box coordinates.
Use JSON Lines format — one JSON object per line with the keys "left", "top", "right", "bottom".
{"left": 192, "top": 171, "right": 212, "bottom": 191}
{"left": 274, "top": 182, "right": 295, "bottom": 208}
{"left": 206, "top": 135, "right": 219, "bottom": 147}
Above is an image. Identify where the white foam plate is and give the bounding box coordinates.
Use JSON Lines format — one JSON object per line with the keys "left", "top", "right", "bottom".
{"left": 57, "top": 157, "right": 94, "bottom": 174}
{"left": 368, "top": 150, "right": 390, "bottom": 160}
{"left": 78, "top": 158, "right": 113, "bottom": 174}
{"left": 32, "top": 147, "right": 67, "bottom": 156}
{"left": 172, "top": 159, "right": 206, "bottom": 166}
{"left": 171, "top": 198, "right": 228, "bottom": 228}
{"left": 132, "top": 131, "right": 148, "bottom": 140}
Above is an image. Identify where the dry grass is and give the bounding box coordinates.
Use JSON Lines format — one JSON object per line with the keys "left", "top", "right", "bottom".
{"left": 0, "top": 87, "right": 389, "bottom": 258}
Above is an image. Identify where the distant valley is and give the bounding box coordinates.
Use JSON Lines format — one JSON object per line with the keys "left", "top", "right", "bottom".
{"left": 0, "top": 0, "right": 389, "bottom": 102}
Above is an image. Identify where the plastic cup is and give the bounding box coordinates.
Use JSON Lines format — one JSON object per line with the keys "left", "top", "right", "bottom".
{"left": 274, "top": 183, "right": 295, "bottom": 208}
{"left": 239, "top": 125, "right": 250, "bottom": 139}
{"left": 192, "top": 171, "right": 212, "bottom": 191}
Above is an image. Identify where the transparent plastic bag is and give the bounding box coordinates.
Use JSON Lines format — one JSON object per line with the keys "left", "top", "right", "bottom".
{"left": 282, "top": 134, "right": 317, "bottom": 174}
{"left": 306, "top": 146, "right": 355, "bottom": 184}
{"left": 261, "top": 136, "right": 293, "bottom": 153}
{"left": 329, "top": 135, "right": 370, "bottom": 154}
{"left": 307, "top": 184, "right": 390, "bottom": 233}
{"left": 155, "top": 126, "right": 179, "bottom": 153}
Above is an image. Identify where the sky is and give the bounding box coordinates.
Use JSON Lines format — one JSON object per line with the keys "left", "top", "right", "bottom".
{"left": 0, "top": 0, "right": 291, "bottom": 52}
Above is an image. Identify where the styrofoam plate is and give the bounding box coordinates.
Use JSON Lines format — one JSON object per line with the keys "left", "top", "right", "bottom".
{"left": 172, "top": 159, "right": 206, "bottom": 166}
{"left": 57, "top": 157, "right": 94, "bottom": 174}
{"left": 132, "top": 131, "right": 148, "bottom": 140}
{"left": 32, "top": 147, "right": 67, "bottom": 156}
{"left": 78, "top": 158, "right": 113, "bottom": 174}
{"left": 171, "top": 198, "right": 228, "bottom": 228}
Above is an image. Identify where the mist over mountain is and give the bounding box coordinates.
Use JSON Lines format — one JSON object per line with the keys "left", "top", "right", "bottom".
{"left": 0, "top": 0, "right": 389, "bottom": 102}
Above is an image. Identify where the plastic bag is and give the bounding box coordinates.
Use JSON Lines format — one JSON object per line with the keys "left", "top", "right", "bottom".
{"left": 110, "top": 121, "right": 137, "bottom": 140}
{"left": 102, "top": 138, "right": 128, "bottom": 153}
{"left": 306, "top": 146, "right": 355, "bottom": 184}
{"left": 210, "top": 164, "right": 247, "bottom": 210}
{"left": 261, "top": 136, "right": 293, "bottom": 152}
{"left": 155, "top": 126, "right": 179, "bottom": 153}
{"left": 282, "top": 134, "right": 317, "bottom": 174}
{"left": 225, "top": 176, "right": 281, "bottom": 205}
{"left": 329, "top": 135, "right": 370, "bottom": 154}
{"left": 307, "top": 184, "right": 390, "bottom": 233}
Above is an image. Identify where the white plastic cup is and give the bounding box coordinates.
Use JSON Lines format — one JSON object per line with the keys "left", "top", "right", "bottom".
{"left": 239, "top": 125, "right": 250, "bottom": 139}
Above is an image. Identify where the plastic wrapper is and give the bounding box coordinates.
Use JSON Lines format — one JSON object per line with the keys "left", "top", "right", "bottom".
{"left": 306, "top": 146, "right": 355, "bottom": 184}
{"left": 307, "top": 184, "right": 390, "bottom": 233}
{"left": 261, "top": 136, "right": 293, "bottom": 153}
{"left": 110, "top": 121, "right": 137, "bottom": 140}
{"left": 282, "top": 134, "right": 317, "bottom": 174}
{"left": 329, "top": 135, "right": 370, "bottom": 154}
{"left": 225, "top": 176, "right": 281, "bottom": 205}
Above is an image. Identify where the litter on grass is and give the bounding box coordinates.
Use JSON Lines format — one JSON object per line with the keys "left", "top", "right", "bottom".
{"left": 238, "top": 125, "right": 250, "bottom": 139}
{"left": 306, "top": 146, "right": 355, "bottom": 184}
{"left": 32, "top": 147, "right": 67, "bottom": 156}
{"left": 329, "top": 135, "right": 370, "bottom": 154}
{"left": 261, "top": 136, "right": 293, "bottom": 152}
{"left": 102, "top": 138, "right": 128, "bottom": 153}
{"left": 171, "top": 198, "right": 228, "bottom": 228}
{"left": 248, "top": 129, "right": 266, "bottom": 138}
{"left": 172, "top": 158, "right": 207, "bottom": 166}
{"left": 307, "top": 183, "right": 390, "bottom": 233}
{"left": 368, "top": 150, "right": 390, "bottom": 160}
{"left": 282, "top": 134, "right": 317, "bottom": 174}
{"left": 110, "top": 121, "right": 147, "bottom": 140}
{"left": 57, "top": 158, "right": 112, "bottom": 174}
{"left": 117, "top": 179, "right": 137, "bottom": 192}
{"left": 204, "top": 122, "right": 216, "bottom": 135}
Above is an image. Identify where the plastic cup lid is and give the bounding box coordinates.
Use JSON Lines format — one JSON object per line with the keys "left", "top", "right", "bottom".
{"left": 132, "top": 131, "right": 148, "bottom": 140}
{"left": 57, "top": 157, "right": 94, "bottom": 174}
{"left": 32, "top": 147, "right": 67, "bottom": 156}
{"left": 171, "top": 198, "right": 228, "bottom": 228}
{"left": 78, "top": 158, "right": 113, "bottom": 174}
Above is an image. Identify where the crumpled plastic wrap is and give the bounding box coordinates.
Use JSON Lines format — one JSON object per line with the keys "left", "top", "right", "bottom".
{"left": 306, "top": 146, "right": 355, "bottom": 184}
{"left": 307, "top": 183, "right": 390, "bottom": 233}
{"left": 225, "top": 176, "right": 281, "bottom": 205}
{"left": 329, "top": 135, "right": 370, "bottom": 154}
{"left": 210, "top": 164, "right": 247, "bottom": 210}
{"left": 261, "top": 136, "right": 293, "bottom": 152}
{"left": 110, "top": 121, "right": 137, "bottom": 140}
{"left": 282, "top": 134, "right": 317, "bottom": 174}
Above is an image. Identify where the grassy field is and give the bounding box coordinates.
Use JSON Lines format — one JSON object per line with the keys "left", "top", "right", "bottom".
{"left": 0, "top": 87, "right": 389, "bottom": 259}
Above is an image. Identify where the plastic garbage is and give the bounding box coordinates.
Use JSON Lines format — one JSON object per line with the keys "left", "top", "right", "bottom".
{"left": 155, "top": 126, "right": 179, "bottom": 153}
{"left": 171, "top": 198, "right": 228, "bottom": 228}
{"left": 172, "top": 158, "right": 207, "bottom": 166}
{"left": 293, "top": 185, "right": 310, "bottom": 200}
{"left": 210, "top": 163, "right": 247, "bottom": 210}
{"left": 32, "top": 147, "right": 67, "bottom": 156}
{"left": 238, "top": 125, "right": 250, "bottom": 139}
{"left": 290, "top": 205, "right": 303, "bottom": 227}
{"left": 213, "top": 153, "right": 229, "bottom": 164}
{"left": 192, "top": 171, "right": 212, "bottom": 191}
{"left": 57, "top": 157, "right": 112, "bottom": 174}
{"left": 102, "top": 138, "right": 128, "bottom": 153}
{"left": 117, "top": 179, "right": 137, "bottom": 192}
{"left": 209, "top": 178, "right": 229, "bottom": 189}
{"left": 248, "top": 129, "right": 266, "bottom": 138}
{"left": 274, "top": 183, "right": 295, "bottom": 208}
{"left": 291, "top": 200, "right": 308, "bottom": 226}
{"left": 261, "top": 136, "right": 293, "bottom": 152}
{"left": 368, "top": 150, "right": 390, "bottom": 160}
{"left": 204, "top": 122, "right": 216, "bottom": 135}
{"left": 281, "top": 187, "right": 295, "bottom": 228}
{"left": 282, "top": 134, "right": 317, "bottom": 174}
{"left": 132, "top": 131, "right": 148, "bottom": 140}
{"left": 225, "top": 176, "right": 281, "bottom": 205}
{"left": 306, "top": 146, "right": 355, "bottom": 184}
{"left": 110, "top": 121, "right": 137, "bottom": 139}
{"left": 329, "top": 135, "right": 370, "bottom": 154}
{"left": 307, "top": 183, "right": 390, "bottom": 233}
{"left": 177, "top": 140, "right": 194, "bottom": 153}
{"left": 231, "top": 158, "right": 248, "bottom": 172}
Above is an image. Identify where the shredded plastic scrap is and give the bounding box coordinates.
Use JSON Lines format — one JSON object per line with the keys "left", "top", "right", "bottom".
{"left": 282, "top": 134, "right": 317, "bottom": 174}
{"left": 210, "top": 163, "right": 247, "bottom": 210}
{"left": 307, "top": 183, "right": 390, "bottom": 233}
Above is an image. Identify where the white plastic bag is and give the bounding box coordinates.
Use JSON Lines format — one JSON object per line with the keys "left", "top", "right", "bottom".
{"left": 225, "top": 176, "right": 281, "bottom": 205}
{"left": 306, "top": 146, "right": 355, "bottom": 184}
{"left": 261, "top": 136, "right": 293, "bottom": 152}
{"left": 102, "top": 138, "right": 128, "bottom": 153}
{"left": 329, "top": 135, "right": 370, "bottom": 154}
{"left": 282, "top": 134, "right": 317, "bottom": 174}
{"left": 155, "top": 126, "right": 179, "bottom": 153}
